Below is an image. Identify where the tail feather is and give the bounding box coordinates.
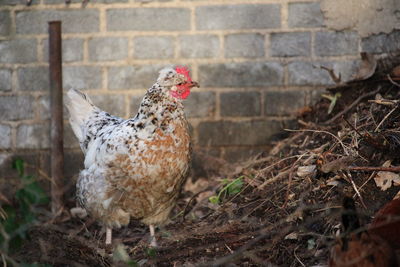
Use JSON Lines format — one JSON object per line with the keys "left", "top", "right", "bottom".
{"left": 65, "top": 89, "right": 96, "bottom": 142}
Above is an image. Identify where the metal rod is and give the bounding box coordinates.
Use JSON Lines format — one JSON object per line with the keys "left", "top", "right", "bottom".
{"left": 49, "top": 21, "right": 64, "bottom": 215}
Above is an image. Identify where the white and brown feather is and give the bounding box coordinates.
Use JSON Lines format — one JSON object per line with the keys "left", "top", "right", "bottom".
{"left": 70, "top": 68, "right": 191, "bottom": 229}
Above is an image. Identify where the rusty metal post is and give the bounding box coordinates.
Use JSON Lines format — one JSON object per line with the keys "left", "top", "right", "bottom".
{"left": 49, "top": 21, "right": 64, "bottom": 215}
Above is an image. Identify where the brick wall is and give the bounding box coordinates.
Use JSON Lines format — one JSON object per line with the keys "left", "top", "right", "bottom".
{"left": 0, "top": 0, "right": 399, "bottom": 184}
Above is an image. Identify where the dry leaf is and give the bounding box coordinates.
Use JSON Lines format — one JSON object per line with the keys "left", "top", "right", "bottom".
{"left": 320, "top": 156, "right": 354, "bottom": 173}
{"left": 184, "top": 178, "right": 210, "bottom": 194}
{"left": 297, "top": 165, "right": 316, "bottom": 177}
{"left": 391, "top": 65, "right": 400, "bottom": 77}
{"left": 196, "top": 190, "right": 214, "bottom": 204}
{"left": 326, "top": 175, "right": 341, "bottom": 186}
{"left": 285, "top": 232, "right": 298, "bottom": 240}
{"left": 296, "top": 106, "right": 313, "bottom": 117}
{"left": 350, "top": 52, "right": 377, "bottom": 81}
{"left": 383, "top": 160, "right": 392, "bottom": 168}
{"left": 374, "top": 171, "right": 400, "bottom": 191}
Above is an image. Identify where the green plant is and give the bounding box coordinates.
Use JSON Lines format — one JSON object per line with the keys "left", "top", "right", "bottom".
{"left": 113, "top": 244, "right": 138, "bottom": 266}
{"left": 209, "top": 176, "right": 244, "bottom": 204}
{"left": 322, "top": 92, "right": 341, "bottom": 114}
{"left": 0, "top": 159, "right": 49, "bottom": 260}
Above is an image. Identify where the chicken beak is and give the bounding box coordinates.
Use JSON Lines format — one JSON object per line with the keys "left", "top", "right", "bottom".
{"left": 189, "top": 81, "right": 200, "bottom": 88}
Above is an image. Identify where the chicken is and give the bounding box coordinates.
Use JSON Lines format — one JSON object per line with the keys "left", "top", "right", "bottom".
{"left": 329, "top": 197, "right": 398, "bottom": 267}
{"left": 65, "top": 66, "right": 199, "bottom": 246}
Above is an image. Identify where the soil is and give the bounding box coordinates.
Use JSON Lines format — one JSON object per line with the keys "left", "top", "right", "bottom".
{"left": 7, "top": 54, "right": 400, "bottom": 266}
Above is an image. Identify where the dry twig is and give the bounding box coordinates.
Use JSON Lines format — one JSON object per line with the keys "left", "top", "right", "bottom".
{"left": 323, "top": 86, "right": 382, "bottom": 125}
{"left": 285, "top": 129, "right": 350, "bottom": 156}
{"left": 343, "top": 171, "right": 367, "bottom": 209}
{"left": 368, "top": 98, "right": 399, "bottom": 106}
{"left": 348, "top": 166, "right": 400, "bottom": 172}
{"left": 387, "top": 74, "right": 400, "bottom": 88}
{"left": 316, "top": 65, "right": 342, "bottom": 84}
{"left": 294, "top": 246, "right": 306, "bottom": 267}
{"left": 180, "top": 189, "right": 208, "bottom": 222}
{"left": 374, "top": 105, "right": 398, "bottom": 132}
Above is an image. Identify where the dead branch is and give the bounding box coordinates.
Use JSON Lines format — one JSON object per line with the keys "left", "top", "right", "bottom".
{"left": 354, "top": 172, "right": 376, "bottom": 199}
{"left": 324, "top": 86, "right": 382, "bottom": 125}
{"left": 343, "top": 171, "right": 367, "bottom": 209}
{"left": 256, "top": 155, "right": 302, "bottom": 176}
{"left": 342, "top": 116, "right": 364, "bottom": 138}
{"left": 374, "top": 105, "right": 398, "bottom": 132}
{"left": 316, "top": 65, "right": 342, "bottom": 84}
{"left": 294, "top": 246, "right": 306, "bottom": 267}
{"left": 181, "top": 189, "right": 208, "bottom": 222}
{"left": 387, "top": 74, "right": 400, "bottom": 88}
{"left": 368, "top": 99, "right": 399, "bottom": 106}
{"left": 285, "top": 129, "right": 350, "bottom": 156}
{"left": 258, "top": 167, "right": 292, "bottom": 189}
{"left": 283, "top": 153, "right": 308, "bottom": 208}
{"left": 348, "top": 166, "right": 400, "bottom": 172}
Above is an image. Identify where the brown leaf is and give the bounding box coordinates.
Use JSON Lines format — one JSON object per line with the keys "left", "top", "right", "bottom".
{"left": 297, "top": 165, "right": 317, "bottom": 177}
{"left": 391, "top": 65, "right": 400, "bottom": 77}
{"left": 184, "top": 178, "right": 210, "bottom": 194}
{"left": 284, "top": 232, "right": 298, "bottom": 240}
{"left": 320, "top": 156, "right": 354, "bottom": 174}
{"left": 350, "top": 52, "right": 377, "bottom": 81}
{"left": 374, "top": 171, "right": 400, "bottom": 191}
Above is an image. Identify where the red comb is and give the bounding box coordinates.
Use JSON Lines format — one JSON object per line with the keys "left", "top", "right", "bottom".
{"left": 175, "top": 66, "right": 192, "bottom": 82}
{"left": 171, "top": 66, "right": 192, "bottom": 100}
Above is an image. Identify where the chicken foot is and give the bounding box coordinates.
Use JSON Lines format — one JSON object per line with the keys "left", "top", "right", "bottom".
{"left": 106, "top": 227, "right": 112, "bottom": 245}
{"left": 149, "top": 224, "right": 158, "bottom": 247}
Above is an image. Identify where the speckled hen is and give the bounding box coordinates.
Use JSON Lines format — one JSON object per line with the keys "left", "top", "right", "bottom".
{"left": 65, "top": 67, "right": 198, "bottom": 246}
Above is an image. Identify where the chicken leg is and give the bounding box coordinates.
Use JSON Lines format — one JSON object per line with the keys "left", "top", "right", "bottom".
{"left": 106, "top": 227, "right": 112, "bottom": 245}
{"left": 149, "top": 224, "right": 158, "bottom": 247}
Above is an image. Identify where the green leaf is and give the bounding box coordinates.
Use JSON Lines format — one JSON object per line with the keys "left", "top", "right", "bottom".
{"left": 9, "top": 235, "right": 23, "bottom": 252}
{"left": 128, "top": 260, "right": 138, "bottom": 267}
{"left": 208, "top": 196, "right": 219, "bottom": 204}
{"left": 12, "top": 159, "right": 24, "bottom": 177}
{"left": 226, "top": 178, "right": 244, "bottom": 196}
{"left": 208, "top": 176, "right": 244, "bottom": 205}
{"left": 322, "top": 93, "right": 341, "bottom": 114}
{"left": 221, "top": 178, "right": 229, "bottom": 185}
{"left": 113, "top": 244, "right": 132, "bottom": 262}
{"left": 15, "top": 181, "right": 49, "bottom": 208}
{"left": 145, "top": 247, "right": 157, "bottom": 258}
{"left": 23, "top": 182, "right": 49, "bottom": 205}
{"left": 1, "top": 160, "right": 49, "bottom": 256}
{"left": 307, "top": 238, "right": 316, "bottom": 250}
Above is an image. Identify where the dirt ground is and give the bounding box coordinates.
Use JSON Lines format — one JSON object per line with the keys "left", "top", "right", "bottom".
{"left": 8, "top": 53, "right": 400, "bottom": 266}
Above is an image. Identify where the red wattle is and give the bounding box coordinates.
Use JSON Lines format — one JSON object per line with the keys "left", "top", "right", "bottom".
{"left": 170, "top": 84, "right": 191, "bottom": 99}
{"left": 171, "top": 66, "right": 192, "bottom": 99}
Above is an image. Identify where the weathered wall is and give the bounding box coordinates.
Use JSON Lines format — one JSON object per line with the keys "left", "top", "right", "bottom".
{"left": 321, "top": 0, "right": 400, "bottom": 37}
{"left": 0, "top": 0, "right": 400, "bottom": 186}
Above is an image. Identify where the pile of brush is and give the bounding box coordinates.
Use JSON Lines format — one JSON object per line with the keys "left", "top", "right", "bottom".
{"left": 196, "top": 52, "right": 400, "bottom": 266}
